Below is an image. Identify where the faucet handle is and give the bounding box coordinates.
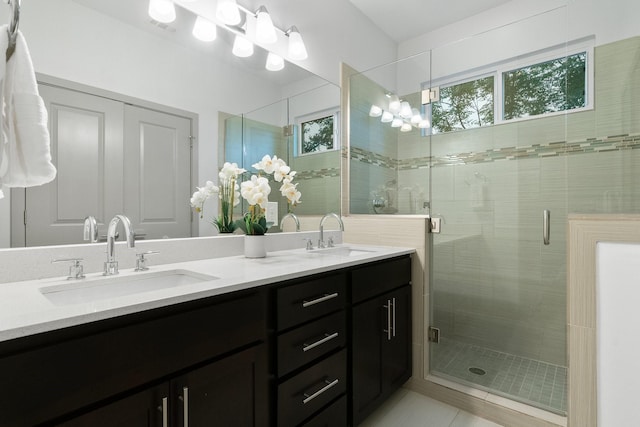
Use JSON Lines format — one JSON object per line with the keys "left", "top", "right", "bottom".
{"left": 327, "top": 236, "right": 335, "bottom": 247}
{"left": 52, "top": 258, "right": 85, "bottom": 280}
{"left": 303, "top": 238, "right": 314, "bottom": 250}
{"left": 135, "top": 251, "right": 159, "bottom": 271}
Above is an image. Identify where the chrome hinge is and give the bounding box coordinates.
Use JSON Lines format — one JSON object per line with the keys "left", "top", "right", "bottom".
{"left": 421, "top": 87, "right": 440, "bottom": 104}
{"left": 428, "top": 217, "right": 441, "bottom": 234}
{"left": 428, "top": 326, "right": 440, "bottom": 343}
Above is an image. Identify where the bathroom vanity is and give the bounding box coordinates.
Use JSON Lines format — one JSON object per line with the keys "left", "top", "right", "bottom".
{"left": 0, "top": 244, "right": 412, "bottom": 426}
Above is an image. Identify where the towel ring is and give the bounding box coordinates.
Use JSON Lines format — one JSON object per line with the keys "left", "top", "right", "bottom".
{"left": 5, "top": 0, "right": 20, "bottom": 61}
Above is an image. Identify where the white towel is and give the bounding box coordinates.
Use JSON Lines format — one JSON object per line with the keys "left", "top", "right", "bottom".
{"left": 0, "top": 25, "right": 56, "bottom": 198}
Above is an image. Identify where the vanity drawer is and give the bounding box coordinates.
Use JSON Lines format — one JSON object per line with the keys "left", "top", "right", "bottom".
{"left": 277, "top": 311, "right": 346, "bottom": 377}
{"left": 277, "top": 273, "right": 347, "bottom": 331}
{"left": 300, "top": 395, "right": 347, "bottom": 427}
{"left": 278, "top": 349, "right": 347, "bottom": 427}
{"left": 351, "top": 256, "right": 411, "bottom": 304}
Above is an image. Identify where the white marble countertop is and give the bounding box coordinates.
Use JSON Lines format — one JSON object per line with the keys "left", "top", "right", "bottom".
{"left": 0, "top": 244, "right": 414, "bottom": 343}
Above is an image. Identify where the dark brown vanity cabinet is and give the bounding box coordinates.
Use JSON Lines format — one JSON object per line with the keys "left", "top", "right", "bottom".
{"left": 275, "top": 272, "right": 349, "bottom": 427}
{"left": 0, "top": 290, "right": 268, "bottom": 427}
{"left": 350, "top": 257, "right": 413, "bottom": 426}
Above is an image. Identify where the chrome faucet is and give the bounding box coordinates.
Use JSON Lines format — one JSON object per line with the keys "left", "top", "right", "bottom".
{"left": 280, "top": 212, "right": 300, "bottom": 232}
{"left": 319, "top": 212, "right": 344, "bottom": 249}
{"left": 83, "top": 216, "right": 98, "bottom": 243}
{"left": 104, "top": 214, "right": 135, "bottom": 275}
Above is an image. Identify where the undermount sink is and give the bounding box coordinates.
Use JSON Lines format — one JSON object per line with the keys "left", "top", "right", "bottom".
{"left": 306, "top": 246, "right": 376, "bottom": 257}
{"left": 40, "top": 269, "right": 218, "bottom": 306}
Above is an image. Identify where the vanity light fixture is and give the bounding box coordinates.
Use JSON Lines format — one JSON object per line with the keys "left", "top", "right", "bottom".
{"left": 148, "top": 0, "right": 176, "bottom": 24}
{"left": 388, "top": 94, "right": 401, "bottom": 114}
{"left": 192, "top": 16, "right": 217, "bottom": 42}
{"left": 369, "top": 105, "right": 382, "bottom": 117}
{"left": 410, "top": 108, "right": 422, "bottom": 124}
{"left": 216, "top": 0, "right": 242, "bottom": 25}
{"left": 286, "top": 26, "right": 308, "bottom": 60}
{"left": 419, "top": 119, "right": 430, "bottom": 128}
{"left": 400, "top": 123, "right": 413, "bottom": 132}
{"left": 391, "top": 118, "right": 403, "bottom": 128}
{"left": 399, "top": 101, "right": 412, "bottom": 119}
{"left": 232, "top": 34, "right": 254, "bottom": 57}
{"left": 255, "top": 6, "right": 277, "bottom": 44}
{"left": 265, "top": 52, "right": 285, "bottom": 71}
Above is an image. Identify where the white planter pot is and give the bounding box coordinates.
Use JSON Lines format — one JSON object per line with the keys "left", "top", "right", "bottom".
{"left": 244, "top": 235, "right": 267, "bottom": 258}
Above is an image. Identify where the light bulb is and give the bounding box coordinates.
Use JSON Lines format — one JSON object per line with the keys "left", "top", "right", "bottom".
{"left": 388, "top": 95, "right": 400, "bottom": 114}
{"left": 232, "top": 35, "right": 254, "bottom": 57}
{"left": 148, "top": 0, "right": 176, "bottom": 24}
{"left": 369, "top": 105, "right": 382, "bottom": 117}
{"left": 391, "top": 118, "right": 403, "bottom": 128}
{"left": 287, "top": 26, "right": 308, "bottom": 60}
{"left": 380, "top": 111, "right": 393, "bottom": 123}
{"left": 399, "top": 101, "right": 412, "bottom": 119}
{"left": 256, "top": 6, "right": 277, "bottom": 44}
{"left": 266, "top": 52, "right": 285, "bottom": 71}
{"left": 411, "top": 108, "right": 422, "bottom": 124}
{"left": 216, "top": 0, "right": 241, "bottom": 25}
{"left": 192, "top": 16, "right": 217, "bottom": 42}
{"left": 401, "top": 123, "right": 412, "bottom": 132}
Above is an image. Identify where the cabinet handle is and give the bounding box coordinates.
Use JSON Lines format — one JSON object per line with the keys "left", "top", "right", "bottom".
{"left": 302, "top": 292, "right": 338, "bottom": 308}
{"left": 179, "top": 387, "right": 189, "bottom": 427}
{"left": 392, "top": 297, "right": 397, "bottom": 338}
{"left": 303, "top": 332, "right": 339, "bottom": 352}
{"left": 383, "top": 300, "right": 392, "bottom": 341}
{"left": 302, "top": 378, "right": 339, "bottom": 404}
{"left": 543, "top": 209, "right": 550, "bottom": 245}
{"left": 161, "top": 397, "right": 168, "bottom": 427}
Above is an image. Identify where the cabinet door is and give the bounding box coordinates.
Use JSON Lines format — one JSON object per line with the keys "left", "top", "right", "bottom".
{"left": 56, "top": 383, "right": 169, "bottom": 427}
{"left": 351, "top": 285, "right": 412, "bottom": 426}
{"left": 173, "top": 345, "right": 267, "bottom": 427}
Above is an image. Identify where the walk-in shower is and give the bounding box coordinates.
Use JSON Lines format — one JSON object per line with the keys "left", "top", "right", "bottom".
{"left": 349, "top": 6, "right": 640, "bottom": 416}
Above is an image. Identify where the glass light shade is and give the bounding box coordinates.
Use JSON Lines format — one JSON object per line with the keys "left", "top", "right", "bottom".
{"left": 232, "top": 35, "right": 254, "bottom": 57}
{"left": 287, "top": 26, "right": 308, "bottom": 60}
{"left": 369, "top": 105, "right": 382, "bottom": 117}
{"left": 391, "top": 118, "right": 403, "bottom": 128}
{"left": 148, "top": 0, "right": 176, "bottom": 24}
{"left": 410, "top": 108, "right": 422, "bottom": 124}
{"left": 400, "top": 123, "right": 413, "bottom": 132}
{"left": 265, "top": 52, "right": 285, "bottom": 71}
{"left": 216, "top": 0, "right": 241, "bottom": 25}
{"left": 388, "top": 95, "right": 401, "bottom": 114}
{"left": 255, "top": 7, "right": 277, "bottom": 44}
{"left": 399, "top": 101, "right": 412, "bottom": 119}
{"left": 380, "top": 111, "right": 393, "bottom": 123}
{"left": 192, "top": 16, "right": 217, "bottom": 42}
{"left": 419, "top": 119, "right": 430, "bottom": 128}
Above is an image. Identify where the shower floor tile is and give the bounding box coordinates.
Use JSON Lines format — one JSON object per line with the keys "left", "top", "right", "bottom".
{"left": 431, "top": 338, "right": 567, "bottom": 414}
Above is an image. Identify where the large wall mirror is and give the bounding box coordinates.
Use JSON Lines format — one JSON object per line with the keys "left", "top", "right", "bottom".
{"left": 0, "top": 0, "right": 340, "bottom": 248}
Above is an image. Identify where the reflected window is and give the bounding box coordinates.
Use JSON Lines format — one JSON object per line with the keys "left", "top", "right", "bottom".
{"left": 503, "top": 52, "right": 587, "bottom": 120}
{"left": 432, "top": 76, "right": 494, "bottom": 134}
{"left": 297, "top": 109, "right": 339, "bottom": 155}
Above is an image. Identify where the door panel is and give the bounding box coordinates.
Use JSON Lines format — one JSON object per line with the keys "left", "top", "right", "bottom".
{"left": 124, "top": 105, "right": 192, "bottom": 240}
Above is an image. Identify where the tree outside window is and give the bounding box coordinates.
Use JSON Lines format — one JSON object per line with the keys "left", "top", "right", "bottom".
{"left": 431, "top": 76, "right": 494, "bottom": 134}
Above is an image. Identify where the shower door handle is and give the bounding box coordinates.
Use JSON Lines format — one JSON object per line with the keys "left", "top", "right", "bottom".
{"left": 543, "top": 209, "right": 550, "bottom": 245}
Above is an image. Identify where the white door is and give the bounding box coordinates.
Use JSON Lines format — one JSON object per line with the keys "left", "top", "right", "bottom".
{"left": 12, "top": 84, "right": 124, "bottom": 247}
{"left": 123, "top": 105, "right": 192, "bottom": 240}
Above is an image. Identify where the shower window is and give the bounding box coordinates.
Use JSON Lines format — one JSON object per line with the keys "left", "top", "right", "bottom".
{"left": 297, "top": 108, "right": 340, "bottom": 155}
{"left": 503, "top": 52, "right": 587, "bottom": 120}
{"left": 431, "top": 75, "right": 494, "bottom": 134}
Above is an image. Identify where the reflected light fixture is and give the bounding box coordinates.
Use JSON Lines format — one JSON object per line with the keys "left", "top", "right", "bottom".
{"left": 286, "top": 26, "right": 308, "bottom": 60}
{"left": 232, "top": 35, "right": 254, "bottom": 57}
{"left": 255, "top": 6, "right": 277, "bottom": 44}
{"left": 401, "top": 123, "right": 413, "bottom": 132}
{"left": 419, "top": 119, "right": 430, "bottom": 129}
{"left": 266, "top": 52, "right": 285, "bottom": 71}
{"left": 411, "top": 108, "right": 422, "bottom": 124}
{"left": 399, "top": 101, "right": 412, "bottom": 119}
{"left": 369, "top": 105, "right": 382, "bottom": 117}
{"left": 388, "top": 95, "right": 401, "bottom": 114}
{"left": 391, "top": 118, "right": 403, "bottom": 128}
{"left": 217, "top": 0, "right": 242, "bottom": 25}
{"left": 381, "top": 111, "right": 393, "bottom": 123}
{"left": 192, "top": 16, "right": 217, "bottom": 42}
{"left": 148, "top": 0, "right": 176, "bottom": 23}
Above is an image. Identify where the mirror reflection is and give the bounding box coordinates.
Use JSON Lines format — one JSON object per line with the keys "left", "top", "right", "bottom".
{"left": 0, "top": 0, "right": 340, "bottom": 248}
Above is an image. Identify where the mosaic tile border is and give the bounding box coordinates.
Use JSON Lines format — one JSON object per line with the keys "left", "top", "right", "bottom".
{"left": 350, "top": 133, "right": 640, "bottom": 170}
{"left": 296, "top": 167, "right": 340, "bottom": 180}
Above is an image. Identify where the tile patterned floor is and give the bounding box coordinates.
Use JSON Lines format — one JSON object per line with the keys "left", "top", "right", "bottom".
{"left": 431, "top": 339, "right": 567, "bottom": 414}
{"left": 360, "top": 388, "right": 503, "bottom": 427}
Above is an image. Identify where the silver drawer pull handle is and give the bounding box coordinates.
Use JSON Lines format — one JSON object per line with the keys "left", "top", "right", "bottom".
{"left": 302, "top": 292, "right": 338, "bottom": 308}
{"left": 302, "top": 378, "right": 339, "bottom": 404}
{"left": 161, "top": 397, "right": 169, "bottom": 427}
{"left": 303, "top": 332, "right": 339, "bottom": 352}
